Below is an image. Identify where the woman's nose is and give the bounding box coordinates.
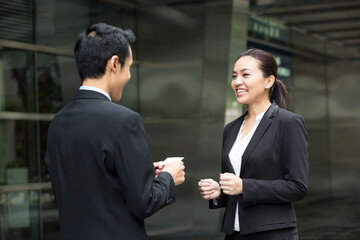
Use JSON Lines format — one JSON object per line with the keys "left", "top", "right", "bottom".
{"left": 234, "top": 76, "right": 242, "bottom": 85}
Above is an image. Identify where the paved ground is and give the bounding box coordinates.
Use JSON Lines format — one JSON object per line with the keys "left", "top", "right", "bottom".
{"left": 296, "top": 197, "right": 360, "bottom": 240}
{"left": 11, "top": 195, "right": 358, "bottom": 239}
{"left": 150, "top": 197, "right": 360, "bottom": 240}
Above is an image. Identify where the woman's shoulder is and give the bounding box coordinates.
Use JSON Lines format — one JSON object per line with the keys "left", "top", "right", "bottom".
{"left": 276, "top": 107, "right": 306, "bottom": 129}
{"left": 277, "top": 107, "right": 303, "bottom": 121}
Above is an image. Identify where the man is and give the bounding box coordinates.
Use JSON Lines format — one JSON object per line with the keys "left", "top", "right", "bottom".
{"left": 45, "top": 23, "right": 185, "bottom": 240}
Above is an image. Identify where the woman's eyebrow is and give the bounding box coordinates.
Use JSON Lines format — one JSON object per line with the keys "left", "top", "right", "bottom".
{"left": 240, "top": 68, "right": 251, "bottom": 73}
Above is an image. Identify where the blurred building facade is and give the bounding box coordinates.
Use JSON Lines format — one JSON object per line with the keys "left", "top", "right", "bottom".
{"left": 0, "top": 0, "right": 359, "bottom": 239}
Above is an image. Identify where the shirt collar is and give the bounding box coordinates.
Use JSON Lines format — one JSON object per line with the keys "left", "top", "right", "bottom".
{"left": 255, "top": 104, "right": 272, "bottom": 121}
{"left": 79, "top": 86, "right": 111, "bottom": 101}
{"left": 244, "top": 110, "right": 266, "bottom": 122}
{"left": 256, "top": 111, "right": 266, "bottom": 121}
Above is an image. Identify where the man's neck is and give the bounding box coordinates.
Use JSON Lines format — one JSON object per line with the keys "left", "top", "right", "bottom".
{"left": 82, "top": 78, "right": 110, "bottom": 94}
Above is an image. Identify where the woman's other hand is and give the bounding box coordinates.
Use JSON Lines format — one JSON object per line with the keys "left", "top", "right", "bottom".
{"left": 219, "top": 172, "right": 243, "bottom": 195}
{"left": 198, "top": 178, "right": 221, "bottom": 200}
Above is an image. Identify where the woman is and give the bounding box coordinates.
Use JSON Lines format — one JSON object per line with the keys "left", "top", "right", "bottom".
{"left": 198, "top": 49, "right": 308, "bottom": 240}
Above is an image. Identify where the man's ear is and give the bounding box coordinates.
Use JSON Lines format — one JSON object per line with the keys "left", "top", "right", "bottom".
{"left": 108, "top": 55, "right": 120, "bottom": 73}
{"left": 265, "top": 75, "right": 275, "bottom": 89}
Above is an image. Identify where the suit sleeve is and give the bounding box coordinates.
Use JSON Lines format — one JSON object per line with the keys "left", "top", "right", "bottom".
{"left": 241, "top": 115, "right": 309, "bottom": 204}
{"left": 114, "top": 112, "right": 176, "bottom": 219}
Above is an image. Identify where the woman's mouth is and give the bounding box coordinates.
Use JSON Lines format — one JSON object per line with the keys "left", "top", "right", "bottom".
{"left": 236, "top": 89, "right": 247, "bottom": 93}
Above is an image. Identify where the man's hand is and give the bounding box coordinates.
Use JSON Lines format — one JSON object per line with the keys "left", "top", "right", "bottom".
{"left": 153, "top": 161, "right": 165, "bottom": 178}
{"left": 219, "top": 172, "right": 243, "bottom": 195}
{"left": 198, "top": 178, "right": 221, "bottom": 200}
{"left": 162, "top": 160, "right": 185, "bottom": 186}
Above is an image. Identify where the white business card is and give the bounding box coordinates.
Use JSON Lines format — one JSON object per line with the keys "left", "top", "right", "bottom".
{"left": 163, "top": 157, "right": 184, "bottom": 165}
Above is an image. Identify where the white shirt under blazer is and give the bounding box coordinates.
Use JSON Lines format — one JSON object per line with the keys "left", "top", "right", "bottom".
{"left": 229, "top": 110, "right": 266, "bottom": 231}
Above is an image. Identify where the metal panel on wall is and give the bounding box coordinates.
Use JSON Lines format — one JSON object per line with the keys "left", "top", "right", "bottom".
{"left": 327, "top": 60, "right": 360, "bottom": 200}
{"left": 136, "top": 0, "right": 234, "bottom": 237}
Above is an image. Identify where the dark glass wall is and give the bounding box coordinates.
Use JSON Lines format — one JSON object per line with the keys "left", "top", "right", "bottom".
{"left": 0, "top": 0, "right": 233, "bottom": 239}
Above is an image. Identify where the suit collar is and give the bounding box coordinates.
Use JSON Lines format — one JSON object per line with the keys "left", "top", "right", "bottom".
{"left": 263, "top": 101, "right": 279, "bottom": 119}
{"left": 79, "top": 86, "right": 111, "bottom": 101}
{"left": 73, "top": 89, "right": 111, "bottom": 101}
{"left": 224, "top": 102, "right": 279, "bottom": 154}
{"left": 240, "top": 101, "right": 279, "bottom": 173}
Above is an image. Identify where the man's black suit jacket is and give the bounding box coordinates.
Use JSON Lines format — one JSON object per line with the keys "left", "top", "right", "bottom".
{"left": 45, "top": 90, "right": 176, "bottom": 240}
{"left": 210, "top": 102, "right": 308, "bottom": 236}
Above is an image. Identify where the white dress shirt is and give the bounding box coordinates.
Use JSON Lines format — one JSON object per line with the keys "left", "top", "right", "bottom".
{"left": 79, "top": 86, "right": 112, "bottom": 101}
{"left": 228, "top": 110, "right": 266, "bottom": 232}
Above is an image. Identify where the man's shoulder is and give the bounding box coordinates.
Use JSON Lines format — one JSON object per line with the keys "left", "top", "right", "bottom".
{"left": 103, "top": 102, "right": 141, "bottom": 123}
{"left": 68, "top": 97, "right": 135, "bottom": 113}
{"left": 53, "top": 98, "right": 139, "bottom": 123}
{"left": 103, "top": 101, "right": 135, "bottom": 114}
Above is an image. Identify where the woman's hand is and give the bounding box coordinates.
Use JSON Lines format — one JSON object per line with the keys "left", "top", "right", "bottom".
{"left": 219, "top": 172, "right": 243, "bottom": 195}
{"left": 198, "top": 178, "right": 221, "bottom": 200}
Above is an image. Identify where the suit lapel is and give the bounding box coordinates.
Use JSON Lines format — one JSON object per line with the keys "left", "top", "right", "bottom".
{"left": 223, "top": 114, "right": 246, "bottom": 174}
{"left": 240, "top": 102, "right": 279, "bottom": 174}
{"left": 224, "top": 115, "right": 246, "bottom": 155}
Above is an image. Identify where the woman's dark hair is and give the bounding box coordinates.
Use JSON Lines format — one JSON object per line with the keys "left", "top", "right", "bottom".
{"left": 74, "top": 23, "right": 135, "bottom": 81}
{"left": 237, "top": 48, "right": 288, "bottom": 109}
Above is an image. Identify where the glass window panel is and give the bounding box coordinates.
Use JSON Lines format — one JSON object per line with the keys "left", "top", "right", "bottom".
{"left": 0, "top": 0, "right": 34, "bottom": 43}
{"left": 42, "top": 189, "right": 59, "bottom": 239}
{"left": 37, "top": 54, "right": 79, "bottom": 114}
{"left": 0, "top": 48, "right": 35, "bottom": 112}
{"left": 36, "top": 0, "right": 90, "bottom": 50}
{"left": 0, "top": 190, "right": 40, "bottom": 240}
{"left": 36, "top": 0, "right": 137, "bottom": 51}
{"left": 39, "top": 121, "right": 51, "bottom": 182}
{"left": 0, "top": 120, "right": 38, "bottom": 185}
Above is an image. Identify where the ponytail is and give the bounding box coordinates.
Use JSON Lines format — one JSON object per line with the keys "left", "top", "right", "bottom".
{"left": 270, "top": 79, "right": 288, "bottom": 109}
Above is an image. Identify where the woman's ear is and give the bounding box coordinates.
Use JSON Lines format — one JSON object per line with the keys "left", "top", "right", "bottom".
{"left": 265, "top": 75, "right": 276, "bottom": 89}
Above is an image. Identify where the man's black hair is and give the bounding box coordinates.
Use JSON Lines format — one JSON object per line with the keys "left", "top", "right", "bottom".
{"left": 74, "top": 23, "right": 135, "bottom": 81}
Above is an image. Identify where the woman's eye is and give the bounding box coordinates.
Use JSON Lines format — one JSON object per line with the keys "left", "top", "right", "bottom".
{"left": 243, "top": 73, "right": 249, "bottom": 77}
{"left": 232, "top": 75, "right": 237, "bottom": 79}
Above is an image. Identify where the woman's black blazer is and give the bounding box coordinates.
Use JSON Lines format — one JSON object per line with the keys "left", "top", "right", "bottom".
{"left": 210, "top": 101, "right": 309, "bottom": 235}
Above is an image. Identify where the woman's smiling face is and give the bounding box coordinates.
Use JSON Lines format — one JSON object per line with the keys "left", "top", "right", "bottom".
{"left": 231, "top": 56, "right": 272, "bottom": 105}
